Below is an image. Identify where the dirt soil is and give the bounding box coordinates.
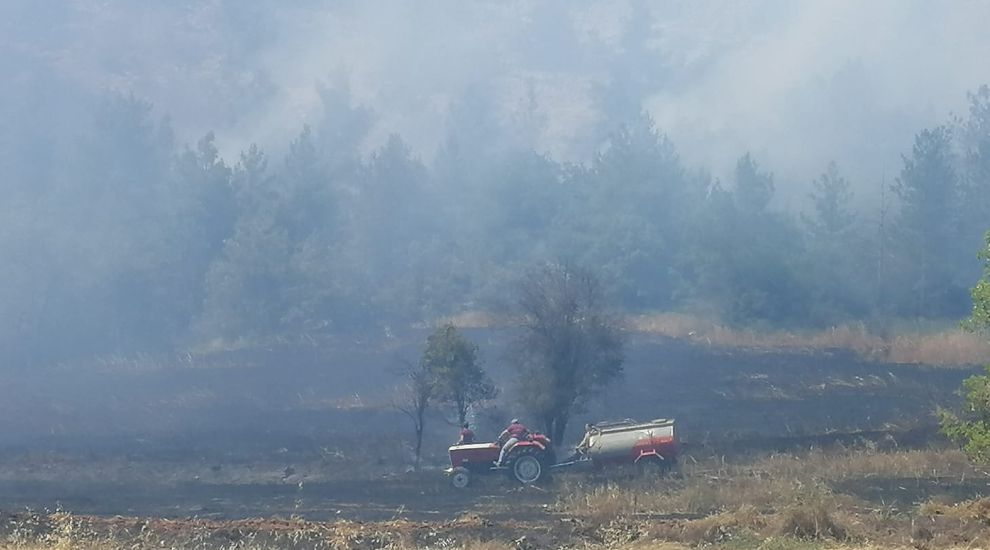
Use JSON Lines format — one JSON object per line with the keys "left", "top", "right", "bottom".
{"left": 0, "top": 472, "right": 562, "bottom": 522}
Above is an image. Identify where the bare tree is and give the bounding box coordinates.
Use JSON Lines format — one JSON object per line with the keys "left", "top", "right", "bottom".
{"left": 512, "top": 263, "right": 624, "bottom": 446}
{"left": 393, "top": 362, "right": 435, "bottom": 471}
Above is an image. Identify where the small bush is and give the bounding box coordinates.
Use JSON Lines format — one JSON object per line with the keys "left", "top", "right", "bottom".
{"left": 939, "top": 366, "right": 990, "bottom": 463}
{"left": 776, "top": 504, "right": 847, "bottom": 540}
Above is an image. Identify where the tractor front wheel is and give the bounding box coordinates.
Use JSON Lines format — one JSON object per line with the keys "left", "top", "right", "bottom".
{"left": 450, "top": 468, "right": 471, "bottom": 489}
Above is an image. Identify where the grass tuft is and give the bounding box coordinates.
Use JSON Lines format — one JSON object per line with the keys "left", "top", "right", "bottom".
{"left": 776, "top": 503, "right": 847, "bottom": 540}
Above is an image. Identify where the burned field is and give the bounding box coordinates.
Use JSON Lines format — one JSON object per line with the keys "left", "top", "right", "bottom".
{"left": 5, "top": 448, "right": 990, "bottom": 549}
{"left": 0, "top": 330, "right": 985, "bottom": 548}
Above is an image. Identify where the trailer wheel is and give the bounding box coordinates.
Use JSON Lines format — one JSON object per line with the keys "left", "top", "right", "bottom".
{"left": 636, "top": 455, "right": 671, "bottom": 477}
{"left": 450, "top": 468, "right": 471, "bottom": 489}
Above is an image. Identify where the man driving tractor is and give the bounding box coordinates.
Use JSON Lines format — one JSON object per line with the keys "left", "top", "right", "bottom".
{"left": 495, "top": 418, "right": 530, "bottom": 466}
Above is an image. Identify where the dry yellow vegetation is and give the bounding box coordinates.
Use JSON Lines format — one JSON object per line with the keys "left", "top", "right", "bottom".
{"left": 440, "top": 310, "right": 990, "bottom": 365}
{"left": 627, "top": 313, "right": 990, "bottom": 366}
{"left": 557, "top": 447, "right": 990, "bottom": 549}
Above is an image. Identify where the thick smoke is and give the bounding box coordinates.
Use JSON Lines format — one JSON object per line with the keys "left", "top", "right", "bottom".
{"left": 201, "top": 1, "right": 990, "bottom": 195}
{"left": 8, "top": 1, "right": 988, "bottom": 193}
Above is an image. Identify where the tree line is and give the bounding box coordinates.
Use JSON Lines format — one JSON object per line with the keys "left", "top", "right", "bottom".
{"left": 2, "top": 85, "right": 990, "bottom": 366}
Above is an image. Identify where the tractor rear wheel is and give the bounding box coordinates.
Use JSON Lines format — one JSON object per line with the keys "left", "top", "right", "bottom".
{"left": 505, "top": 446, "right": 552, "bottom": 484}
{"left": 512, "top": 454, "right": 543, "bottom": 484}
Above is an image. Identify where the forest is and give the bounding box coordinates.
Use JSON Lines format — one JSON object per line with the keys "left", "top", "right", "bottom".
{"left": 2, "top": 83, "right": 987, "bottom": 366}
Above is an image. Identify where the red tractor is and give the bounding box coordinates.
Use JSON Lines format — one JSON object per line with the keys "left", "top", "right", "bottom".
{"left": 444, "top": 418, "right": 677, "bottom": 488}
{"left": 445, "top": 433, "right": 554, "bottom": 488}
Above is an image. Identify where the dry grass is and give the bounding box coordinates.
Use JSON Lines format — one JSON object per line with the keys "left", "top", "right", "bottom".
{"left": 739, "top": 448, "right": 976, "bottom": 482}
{"left": 628, "top": 313, "right": 990, "bottom": 366}
{"left": 776, "top": 504, "right": 847, "bottom": 540}
{"left": 438, "top": 310, "right": 990, "bottom": 366}
{"left": 558, "top": 469, "right": 843, "bottom": 521}
{"left": 887, "top": 330, "right": 990, "bottom": 366}
{"left": 912, "top": 497, "right": 990, "bottom": 548}
{"left": 557, "top": 447, "right": 977, "bottom": 526}
{"left": 0, "top": 512, "right": 623, "bottom": 550}
{"left": 0, "top": 513, "right": 408, "bottom": 550}
{"left": 558, "top": 447, "right": 990, "bottom": 549}
{"left": 430, "top": 311, "right": 522, "bottom": 329}
{"left": 99, "top": 311, "right": 990, "bottom": 372}
{"left": 3, "top": 449, "right": 986, "bottom": 549}
{"left": 627, "top": 313, "right": 885, "bottom": 355}
{"left": 0, "top": 510, "right": 962, "bottom": 550}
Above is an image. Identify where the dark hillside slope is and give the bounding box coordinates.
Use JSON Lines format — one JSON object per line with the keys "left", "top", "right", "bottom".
{"left": 0, "top": 330, "right": 974, "bottom": 457}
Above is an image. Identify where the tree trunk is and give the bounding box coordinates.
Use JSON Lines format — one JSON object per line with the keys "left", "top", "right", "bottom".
{"left": 552, "top": 416, "right": 568, "bottom": 447}
{"left": 414, "top": 401, "right": 427, "bottom": 471}
{"left": 543, "top": 414, "right": 568, "bottom": 447}
{"left": 414, "top": 423, "right": 424, "bottom": 471}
